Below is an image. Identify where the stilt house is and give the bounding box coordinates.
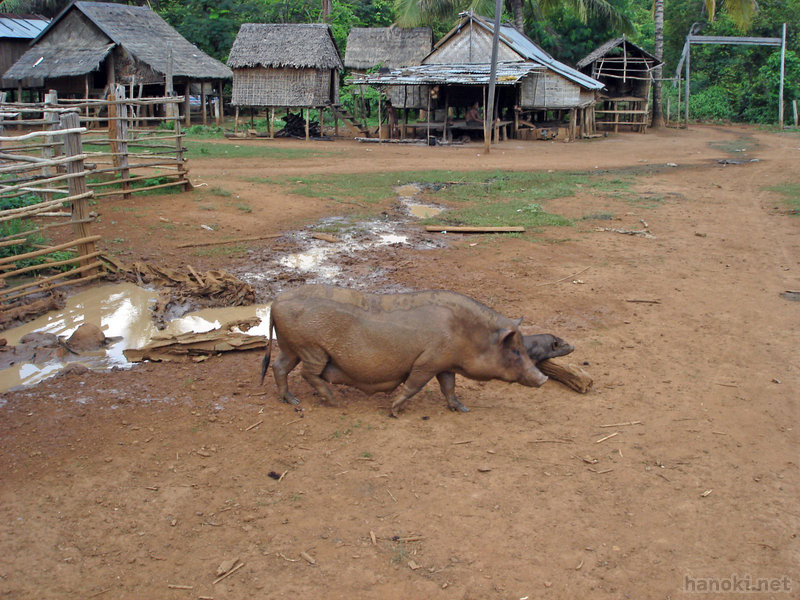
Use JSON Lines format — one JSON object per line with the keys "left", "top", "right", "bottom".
{"left": 228, "top": 23, "right": 342, "bottom": 109}
{"left": 2, "top": 0, "right": 231, "bottom": 110}
{"left": 350, "top": 11, "right": 603, "bottom": 141}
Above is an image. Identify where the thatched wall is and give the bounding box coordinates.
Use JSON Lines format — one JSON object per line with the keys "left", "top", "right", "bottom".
{"left": 425, "top": 22, "right": 523, "bottom": 65}
{"left": 519, "top": 72, "right": 582, "bottom": 109}
{"left": 232, "top": 66, "right": 337, "bottom": 107}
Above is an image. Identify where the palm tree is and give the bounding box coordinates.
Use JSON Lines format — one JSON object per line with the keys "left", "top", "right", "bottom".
{"left": 651, "top": 0, "right": 757, "bottom": 128}
{"left": 395, "top": 0, "right": 631, "bottom": 34}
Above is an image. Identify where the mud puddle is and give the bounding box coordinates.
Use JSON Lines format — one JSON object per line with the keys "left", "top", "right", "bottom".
{"left": 0, "top": 282, "right": 269, "bottom": 393}
{"left": 240, "top": 184, "right": 446, "bottom": 292}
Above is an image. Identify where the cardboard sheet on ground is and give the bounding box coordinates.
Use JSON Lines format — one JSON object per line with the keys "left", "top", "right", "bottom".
{"left": 124, "top": 319, "right": 266, "bottom": 363}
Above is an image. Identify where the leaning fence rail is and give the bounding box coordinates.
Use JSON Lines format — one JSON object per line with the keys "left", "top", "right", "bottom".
{"left": 0, "top": 90, "right": 190, "bottom": 319}
{"left": 0, "top": 112, "right": 102, "bottom": 311}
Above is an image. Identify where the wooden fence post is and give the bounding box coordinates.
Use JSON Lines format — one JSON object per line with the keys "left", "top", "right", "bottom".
{"left": 115, "top": 84, "right": 131, "bottom": 199}
{"left": 41, "top": 90, "right": 59, "bottom": 204}
{"left": 107, "top": 90, "right": 119, "bottom": 167}
{"left": 173, "top": 99, "right": 191, "bottom": 191}
{"left": 60, "top": 112, "right": 97, "bottom": 274}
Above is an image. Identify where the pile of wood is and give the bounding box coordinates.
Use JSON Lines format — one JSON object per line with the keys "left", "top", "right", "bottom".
{"left": 277, "top": 112, "right": 320, "bottom": 138}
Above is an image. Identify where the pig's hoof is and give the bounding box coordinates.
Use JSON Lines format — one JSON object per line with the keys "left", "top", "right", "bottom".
{"left": 282, "top": 394, "right": 300, "bottom": 405}
{"left": 448, "top": 402, "right": 469, "bottom": 413}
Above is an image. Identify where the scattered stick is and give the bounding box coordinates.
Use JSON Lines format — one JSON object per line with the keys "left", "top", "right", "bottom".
{"left": 88, "top": 588, "right": 111, "bottom": 598}
{"left": 278, "top": 470, "right": 288, "bottom": 482}
{"left": 167, "top": 584, "right": 193, "bottom": 590}
{"left": 626, "top": 299, "right": 661, "bottom": 304}
{"left": 387, "top": 489, "right": 398, "bottom": 503}
{"left": 312, "top": 233, "right": 341, "bottom": 243}
{"left": 213, "top": 561, "right": 245, "bottom": 585}
{"left": 177, "top": 234, "right": 282, "bottom": 249}
{"left": 425, "top": 225, "right": 525, "bottom": 233}
{"left": 600, "top": 421, "right": 642, "bottom": 428}
{"left": 535, "top": 265, "right": 592, "bottom": 287}
{"left": 589, "top": 468, "right": 614, "bottom": 474}
{"left": 714, "top": 382, "right": 739, "bottom": 388}
{"left": 595, "top": 432, "right": 619, "bottom": 444}
{"left": 527, "top": 439, "right": 572, "bottom": 444}
{"left": 370, "top": 531, "right": 377, "bottom": 546}
{"left": 595, "top": 226, "right": 655, "bottom": 238}
{"left": 245, "top": 420, "right": 263, "bottom": 432}
{"left": 700, "top": 489, "right": 713, "bottom": 497}
{"left": 300, "top": 551, "right": 316, "bottom": 565}
{"left": 277, "top": 553, "right": 298, "bottom": 562}
{"left": 452, "top": 440, "right": 473, "bottom": 445}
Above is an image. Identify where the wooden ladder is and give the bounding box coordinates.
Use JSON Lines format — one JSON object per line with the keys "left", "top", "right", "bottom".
{"left": 327, "top": 103, "right": 371, "bottom": 137}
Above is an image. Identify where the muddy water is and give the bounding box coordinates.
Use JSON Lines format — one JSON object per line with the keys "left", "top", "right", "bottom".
{"left": 394, "top": 183, "right": 444, "bottom": 219}
{"left": 0, "top": 282, "right": 269, "bottom": 393}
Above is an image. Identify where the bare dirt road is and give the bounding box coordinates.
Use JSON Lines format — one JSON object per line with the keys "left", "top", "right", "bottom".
{"left": 1, "top": 125, "right": 798, "bottom": 599}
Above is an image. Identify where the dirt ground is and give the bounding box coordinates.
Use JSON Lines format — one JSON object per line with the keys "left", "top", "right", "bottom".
{"left": 1, "top": 125, "right": 798, "bottom": 599}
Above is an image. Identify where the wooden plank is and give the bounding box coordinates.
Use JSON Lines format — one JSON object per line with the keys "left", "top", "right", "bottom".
{"left": 425, "top": 225, "right": 525, "bottom": 233}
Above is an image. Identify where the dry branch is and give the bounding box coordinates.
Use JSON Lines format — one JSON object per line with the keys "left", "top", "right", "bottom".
{"left": 537, "top": 358, "right": 593, "bottom": 393}
{"left": 425, "top": 225, "right": 526, "bottom": 233}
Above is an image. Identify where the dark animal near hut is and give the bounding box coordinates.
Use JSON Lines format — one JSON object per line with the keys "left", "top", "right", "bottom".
{"left": 261, "top": 285, "right": 548, "bottom": 416}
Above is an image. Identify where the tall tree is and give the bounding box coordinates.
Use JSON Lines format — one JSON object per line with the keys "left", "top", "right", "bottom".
{"left": 651, "top": 0, "right": 757, "bottom": 127}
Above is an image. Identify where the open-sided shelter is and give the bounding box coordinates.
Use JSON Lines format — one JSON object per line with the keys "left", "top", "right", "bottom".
{"left": 1, "top": 13, "right": 49, "bottom": 92}
{"left": 577, "top": 36, "right": 661, "bottom": 132}
{"left": 350, "top": 11, "right": 603, "bottom": 141}
{"left": 228, "top": 23, "right": 342, "bottom": 109}
{"left": 2, "top": 0, "right": 231, "bottom": 110}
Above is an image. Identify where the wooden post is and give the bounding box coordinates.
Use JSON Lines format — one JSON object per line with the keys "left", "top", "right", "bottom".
{"left": 778, "top": 23, "right": 786, "bottom": 128}
{"left": 269, "top": 107, "right": 275, "bottom": 138}
{"left": 115, "top": 84, "right": 131, "bottom": 199}
{"left": 234, "top": 106, "right": 239, "bottom": 133}
{"left": 165, "top": 43, "right": 174, "bottom": 123}
{"left": 174, "top": 101, "right": 189, "bottom": 191}
{"left": 305, "top": 108, "right": 310, "bottom": 141}
{"left": 377, "top": 92, "right": 383, "bottom": 140}
{"left": 684, "top": 41, "right": 690, "bottom": 126}
{"left": 61, "top": 112, "right": 97, "bottom": 274}
{"left": 84, "top": 75, "right": 90, "bottom": 122}
{"left": 320, "top": 106, "right": 324, "bottom": 136}
{"left": 793, "top": 100, "right": 798, "bottom": 127}
{"left": 41, "top": 90, "right": 59, "bottom": 204}
{"left": 201, "top": 81, "right": 207, "bottom": 125}
{"left": 184, "top": 80, "right": 191, "bottom": 128}
{"left": 216, "top": 80, "right": 223, "bottom": 126}
{"left": 107, "top": 90, "right": 119, "bottom": 167}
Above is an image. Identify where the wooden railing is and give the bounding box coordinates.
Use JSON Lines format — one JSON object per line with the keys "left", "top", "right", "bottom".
{"left": 0, "top": 89, "right": 189, "bottom": 320}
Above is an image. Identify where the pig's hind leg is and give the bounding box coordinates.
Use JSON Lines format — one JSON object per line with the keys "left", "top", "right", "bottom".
{"left": 389, "top": 367, "right": 437, "bottom": 417}
{"left": 298, "top": 346, "right": 338, "bottom": 406}
{"left": 272, "top": 348, "right": 301, "bottom": 405}
{"left": 436, "top": 371, "right": 469, "bottom": 412}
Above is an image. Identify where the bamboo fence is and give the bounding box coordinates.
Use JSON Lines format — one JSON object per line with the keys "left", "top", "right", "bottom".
{"left": 0, "top": 89, "right": 189, "bottom": 316}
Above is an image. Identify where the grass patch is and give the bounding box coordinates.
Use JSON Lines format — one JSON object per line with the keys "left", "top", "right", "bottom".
{"left": 209, "top": 186, "right": 232, "bottom": 197}
{"left": 183, "top": 139, "right": 323, "bottom": 160}
{"left": 263, "top": 169, "right": 641, "bottom": 230}
{"left": 709, "top": 135, "right": 759, "bottom": 155}
{"left": 192, "top": 244, "right": 247, "bottom": 258}
{"left": 765, "top": 182, "right": 800, "bottom": 214}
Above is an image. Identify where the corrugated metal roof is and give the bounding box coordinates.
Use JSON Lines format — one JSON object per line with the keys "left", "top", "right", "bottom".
{"left": 0, "top": 14, "right": 49, "bottom": 39}
{"left": 429, "top": 12, "right": 603, "bottom": 91}
{"left": 348, "top": 62, "right": 545, "bottom": 86}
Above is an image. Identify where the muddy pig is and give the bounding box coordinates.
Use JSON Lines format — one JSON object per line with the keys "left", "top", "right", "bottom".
{"left": 261, "top": 284, "right": 548, "bottom": 416}
{"left": 523, "top": 334, "right": 574, "bottom": 363}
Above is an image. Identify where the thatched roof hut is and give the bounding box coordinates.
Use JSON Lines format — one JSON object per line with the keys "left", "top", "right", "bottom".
{"left": 344, "top": 27, "right": 432, "bottom": 71}
{"left": 1, "top": 13, "right": 49, "bottom": 90}
{"left": 2, "top": 1, "right": 231, "bottom": 98}
{"left": 228, "top": 23, "right": 342, "bottom": 108}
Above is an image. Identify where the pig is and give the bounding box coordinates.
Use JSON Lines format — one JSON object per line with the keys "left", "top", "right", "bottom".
{"left": 522, "top": 334, "right": 574, "bottom": 363}
{"left": 261, "top": 284, "right": 548, "bottom": 416}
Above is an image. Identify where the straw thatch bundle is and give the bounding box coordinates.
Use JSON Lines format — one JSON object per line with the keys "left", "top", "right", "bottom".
{"left": 344, "top": 27, "right": 432, "bottom": 70}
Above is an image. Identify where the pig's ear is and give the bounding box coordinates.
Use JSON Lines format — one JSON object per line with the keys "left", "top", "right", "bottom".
{"left": 499, "top": 328, "right": 518, "bottom": 346}
{"left": 513, "top": 317, "right": 524, "bottom": 328}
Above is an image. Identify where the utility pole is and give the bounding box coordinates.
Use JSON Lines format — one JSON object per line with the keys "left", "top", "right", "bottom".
{"left": 484, "top": 0, "right": 502, "bottom": 154}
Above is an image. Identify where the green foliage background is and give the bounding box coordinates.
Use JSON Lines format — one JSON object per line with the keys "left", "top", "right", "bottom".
{"left": 2, "top": 0, "right": 797, "bottom": 124}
